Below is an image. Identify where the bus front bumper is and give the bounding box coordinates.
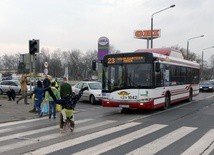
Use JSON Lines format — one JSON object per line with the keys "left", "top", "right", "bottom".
{"left": 101, "top": 99, "right": 156, "bottom": 110}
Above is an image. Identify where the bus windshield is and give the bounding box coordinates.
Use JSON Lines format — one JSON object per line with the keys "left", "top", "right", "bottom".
{"left": 103, "top": 63, "right": 153, "bottom": 91}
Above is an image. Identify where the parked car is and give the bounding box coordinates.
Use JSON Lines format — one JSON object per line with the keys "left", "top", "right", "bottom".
{"left": 72, "top": 81, "right": 102, "bottom": 104}
{"left": 199, "top": 80, "right": 214, "bottom": 92}
{"left": 0, "top": 80, "right": 34, "bottom": 95}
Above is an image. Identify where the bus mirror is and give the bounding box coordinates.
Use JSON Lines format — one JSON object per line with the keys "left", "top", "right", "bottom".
{"left": 92, "top": 60, "right": 97, "bottom": 71}
{"left": 103, "top": 61, "right": 107, "bottom": 67}
{"left": 155, "top": 62, "right": 160, "bottom": 72}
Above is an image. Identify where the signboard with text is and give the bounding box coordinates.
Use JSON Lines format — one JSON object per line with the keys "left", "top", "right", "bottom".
{"left": 134, "top": 29, "right": 161, "bottom": 39}
{"left": 98, "top": 36, "right": 109, "bottom": 61}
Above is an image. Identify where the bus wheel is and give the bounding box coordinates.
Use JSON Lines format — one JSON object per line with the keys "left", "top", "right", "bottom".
{"left": 188, "top": 89, "right": 193, "bottom": 102}
{"left": 163, "top": 94, "right": 170, "bottom": 110}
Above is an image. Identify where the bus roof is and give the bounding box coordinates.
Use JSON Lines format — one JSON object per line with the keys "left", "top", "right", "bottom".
{"left": 134, "top": 47, "right": 199, "bottom": 69}
{"left": 135, "top": 47, "right": 184, "bottom": 59}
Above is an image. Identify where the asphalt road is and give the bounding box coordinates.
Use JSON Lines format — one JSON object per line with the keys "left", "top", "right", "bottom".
{"left": 0, "top": 92, "right": 214, "bottom": 155}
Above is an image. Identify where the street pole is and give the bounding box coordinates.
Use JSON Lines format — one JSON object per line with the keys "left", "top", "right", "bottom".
{"left": 202, "top": 50, "right": 204, "bottom": 81}
{"left": 151, "top": 4, "right": 175, "bottom": 48}
{"left": 201, "top": 46, "right": 214, "bottom": 81}
{"left": 187, "top": 41, "right": 189, "bottom": 59}
{"left": 186, "top": 35, "right": 204, "bottom": 59}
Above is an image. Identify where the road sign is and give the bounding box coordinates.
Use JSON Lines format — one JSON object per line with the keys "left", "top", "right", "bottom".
{"left": 44, "top": 68, "right": 48, "bottom": 75}
{"left": 44, "top": 62, "right": 48, "bottom": 68}
{"left": 134, "top": 29, "right": 161, "bottom": 39}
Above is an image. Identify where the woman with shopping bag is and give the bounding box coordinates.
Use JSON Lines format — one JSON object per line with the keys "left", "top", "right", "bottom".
{"left": 44, "top": 82, "right": 60, "bottom": 119}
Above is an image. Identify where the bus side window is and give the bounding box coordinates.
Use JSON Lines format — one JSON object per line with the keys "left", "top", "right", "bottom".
{"left": 155, "top": 72, "right": 162, "bottom": 87}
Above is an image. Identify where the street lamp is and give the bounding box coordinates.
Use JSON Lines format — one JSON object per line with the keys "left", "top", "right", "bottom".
{"left": 151, "top": 4, "right": 175, "bottom": 48}
{"left": 187, "top": 35, "right": 204, "bottom": 59}
{"left": 201, "top": 46, "right": 214, "bottom": 80}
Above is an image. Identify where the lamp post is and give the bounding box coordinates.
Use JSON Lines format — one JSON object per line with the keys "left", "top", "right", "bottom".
{"left": 186, "top": 35, "right": 204, "bottom": 59}
{"left": 201, "top": 46, "right": 214, "bottom": 80}
{"left": 151, "top": 4, "right": 175, "bottom": 48}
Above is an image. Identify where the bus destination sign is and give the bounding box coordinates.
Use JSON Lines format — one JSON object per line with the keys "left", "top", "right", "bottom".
{"left": 107, "top": 56, "right": 145, "bottom": 64}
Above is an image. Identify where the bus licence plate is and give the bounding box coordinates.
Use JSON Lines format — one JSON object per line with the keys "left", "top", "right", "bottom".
{"left": 120, "top": 105, "right": 129, "bottom": 108}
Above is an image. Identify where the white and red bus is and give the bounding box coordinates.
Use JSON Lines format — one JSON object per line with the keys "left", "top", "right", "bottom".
{"left": 101, "top": 47, "right": 200, "bottom": 110}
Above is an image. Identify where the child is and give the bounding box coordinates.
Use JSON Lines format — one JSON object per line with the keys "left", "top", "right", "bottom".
{"left": 7, "top": 87, "right": 16, "bottom": 101}
{"left": 32, "top": 80, "right": 44, "bottom": 117}
{"left": 57, "top": 87, "right": 88, "bottom": 131}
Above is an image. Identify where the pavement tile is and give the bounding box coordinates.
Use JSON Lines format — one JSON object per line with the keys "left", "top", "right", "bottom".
{"left": 0, "top": 96, "right": 38, "bottom": 123}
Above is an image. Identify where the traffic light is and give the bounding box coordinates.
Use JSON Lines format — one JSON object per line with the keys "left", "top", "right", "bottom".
{"left": 29, "top": 39, "right": 39, "bottom": 54}
{"left": 92, "top": 60, "right": 97, "bottom": 71}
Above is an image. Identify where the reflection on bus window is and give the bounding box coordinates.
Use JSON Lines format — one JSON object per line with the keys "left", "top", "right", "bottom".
{"left": 103, "top": 63, "right": 153, "bottom": 91}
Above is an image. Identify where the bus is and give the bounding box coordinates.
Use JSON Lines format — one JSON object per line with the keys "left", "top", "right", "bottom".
{"left": 101, "top": 47, "right": 200, "bottom": 110}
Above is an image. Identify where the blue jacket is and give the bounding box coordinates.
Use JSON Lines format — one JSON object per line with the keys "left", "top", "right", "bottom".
{"left": 33, "top": 87, "right": 44, "bottom": 101}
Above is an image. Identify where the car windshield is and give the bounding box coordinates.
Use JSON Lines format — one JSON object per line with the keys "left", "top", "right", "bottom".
{"left": 88, "top": 83, "right": 102, "bottom": 90}
{"left": 201, "top": 81, "right": 214, "bottom": 85}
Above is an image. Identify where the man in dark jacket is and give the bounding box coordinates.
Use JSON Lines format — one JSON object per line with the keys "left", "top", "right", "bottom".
{"left": 43, "top": 75, "right": 56, "bottom": 102}
{"left": 43, "top": 75, "right": 51, "bottom": 91}
{"left": 60, "top": 77, "right": 72, "bottom": 98}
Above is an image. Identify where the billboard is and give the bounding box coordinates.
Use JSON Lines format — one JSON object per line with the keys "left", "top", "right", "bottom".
{"left": 134, "top": 29, "right": 161, "bottom": 39}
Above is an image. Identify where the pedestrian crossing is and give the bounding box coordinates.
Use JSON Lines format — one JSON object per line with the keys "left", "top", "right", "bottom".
{"left": 0, "top": 117, "right": 213, "bottom": 155}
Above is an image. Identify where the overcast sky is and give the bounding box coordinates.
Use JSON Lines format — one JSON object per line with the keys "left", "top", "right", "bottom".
{"left": 0, "top": 0, "right": 213, "bottom": 63}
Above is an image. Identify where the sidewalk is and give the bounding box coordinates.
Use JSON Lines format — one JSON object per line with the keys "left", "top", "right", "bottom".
{"left": 0, "top": 96, "right": 38, "bottom": 123}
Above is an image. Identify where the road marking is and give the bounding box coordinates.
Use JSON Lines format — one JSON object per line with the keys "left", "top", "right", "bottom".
{"left": 0, "top": 125, "right": 26, "bottom": 134}
{"left": 0, "top": 118, "right": 93, "bottom": 142}
{"left": 0, "top": 119, "right": 115, "bottom": 153}
{"left": 0, "top": 133, "right": 61, "bottom": 153}
{"left": 181, "top": 129, "right": 214, "bottom": 155}
{"left": 24, "top": 122, "right": 141, "bottom": 155}
{"left": 73, "top": 124, "right": 167, "bottom": 155}
{"left": 0, "top": 117, "right": 47, "bottom": 128}
{"left": 127, "top": 126, "right": 197, "bottom": 155}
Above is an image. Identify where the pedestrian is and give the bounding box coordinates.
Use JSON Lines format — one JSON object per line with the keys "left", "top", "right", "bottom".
{"left": 44, "top": 82, "right": 60, "bottom": 119}
{"left": 57, "top": 86, "right": 88, "bottom": 132}
{"left": 7, "top": 87, "right": 16, "bottom": 101}
{"left": 17, "top": 74, "right": 29, "bottom": 104}
{"left": 60, "top": 77, "right": 72, "bottom": 99}
{"left": 59, "top": 77, "right": 72, "bottom": 112}
{"left": 43, "top": 75, "right": 57, "bottom": 102}
{"left": 32, "top": 80, "right": 44, "bottom": 117}
{"left": 59, "top": 77, "right": 73, "bottom": 128}
{"left": 43, "top": 75, "right": 51, "bottom": 91}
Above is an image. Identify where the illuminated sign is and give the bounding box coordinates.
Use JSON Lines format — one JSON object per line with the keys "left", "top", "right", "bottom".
{"left": 107, "top": 56, "right": 145, "bottom": 64}
{"left": 134, "top": 29, "right": 161, "bottom": 39}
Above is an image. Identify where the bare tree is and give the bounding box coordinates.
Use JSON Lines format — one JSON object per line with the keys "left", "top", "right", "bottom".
{"left": 110, "top": 45, "right": 121, "bottom": 54}
{"left": 68, "top": 50, "right": 83, "bottom": 80}
{"left": 1, "top": 54, "right": 19, "bottom": 70}
{"left": 49, "top": 49, "right": 63, "bottom": 77}
{"left": 82, "top": 50, "right": 97, "bottom": 79}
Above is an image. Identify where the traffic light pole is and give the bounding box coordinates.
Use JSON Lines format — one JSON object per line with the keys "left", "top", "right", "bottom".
{"left": 29, "top": 54, "right": 32, "bottom": 92}
{"left": 33, "top": 54, "right": 36, "bottom": 86}
{"left": 29, "top": 39, "right": 39, "bottom": 92}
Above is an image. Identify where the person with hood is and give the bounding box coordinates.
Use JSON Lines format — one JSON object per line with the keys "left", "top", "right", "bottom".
{"left": 32, "top": 80, "right": 44, "bottom": 117}
{"left": 44, "top": 82, "right": 60, "bottom": 119}
{"left": 7, "top": 87, "right": 16, "bottom": 101}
